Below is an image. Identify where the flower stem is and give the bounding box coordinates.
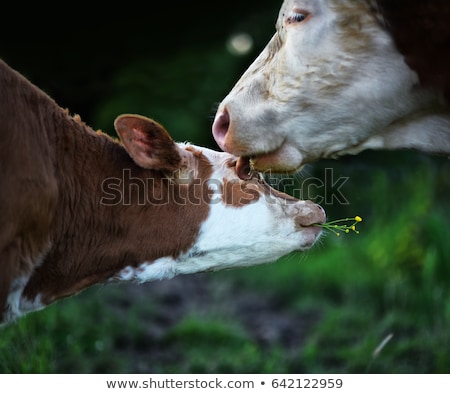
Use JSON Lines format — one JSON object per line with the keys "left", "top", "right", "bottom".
{"left": 315, "top": 216, "right": 363, "bottom": 236}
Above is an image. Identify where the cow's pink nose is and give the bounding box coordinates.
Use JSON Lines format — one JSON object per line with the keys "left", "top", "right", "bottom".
{"left": 212, "top": 108, "right": 230, "bottom": 151}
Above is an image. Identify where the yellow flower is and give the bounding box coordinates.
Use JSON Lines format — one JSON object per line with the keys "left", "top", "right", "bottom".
{"left": 315, "top": 215, "right": 363, "bottom": 236}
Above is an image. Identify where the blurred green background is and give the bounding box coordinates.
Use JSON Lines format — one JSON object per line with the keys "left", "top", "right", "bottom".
{"left": 1, "top": 2, "right": 449, "bottom": 373}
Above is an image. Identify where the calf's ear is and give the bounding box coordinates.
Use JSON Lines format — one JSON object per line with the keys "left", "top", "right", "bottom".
{"left": 114, "top": 114, "right": 184, "bottom": 171}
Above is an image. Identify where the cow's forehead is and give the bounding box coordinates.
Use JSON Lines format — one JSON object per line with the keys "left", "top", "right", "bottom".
{"left": 279, "top": 0, "right": 322, "bottom": 15}
{"left": 278, "top": 0, "right": 377, "bottom": 18}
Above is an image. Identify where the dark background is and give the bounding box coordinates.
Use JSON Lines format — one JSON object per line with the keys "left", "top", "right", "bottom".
{"left": 1, "top": 2, "right": 280, "bottom": 146}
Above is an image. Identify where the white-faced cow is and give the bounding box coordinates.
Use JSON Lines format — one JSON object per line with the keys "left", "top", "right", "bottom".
{"left": 0, "top": 59, "right": 325, "bottom": 326}
{"left": 213, "top": 0, "right": 450, "bottom": 172}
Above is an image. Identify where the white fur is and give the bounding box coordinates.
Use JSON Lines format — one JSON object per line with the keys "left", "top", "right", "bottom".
{"left": 3, "top": 276, "right": 44, "bottom": 325}
{"left": 115, "top": 201, "right": 309, "bottom": 284}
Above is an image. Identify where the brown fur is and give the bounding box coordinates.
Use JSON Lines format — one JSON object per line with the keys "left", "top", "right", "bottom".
{"left": 221, "top": 177, "right": 260, "bottom": 207}
{"left": 0, "top": 59, "right": 211, "bottom": 319}
{"left": 377, "top": 0, "right": 450, "bottom": 99}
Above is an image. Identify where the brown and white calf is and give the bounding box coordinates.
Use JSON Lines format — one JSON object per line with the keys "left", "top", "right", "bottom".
{"left": 0, "top": 59, "right": 325, "bottom": 326}
{"left": 213, "top": 0, "right": 450, "bottom": 172}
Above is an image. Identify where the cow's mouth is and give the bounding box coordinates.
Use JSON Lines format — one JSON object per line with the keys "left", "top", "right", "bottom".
{"left": 236, "top": 143, "right": 305, "bottom": 175}
{"left": 236, "top": 156, "right": 253, "bottom": 180}
{"left": 215, "top": 106, "right": 371, "bottom": 172}
{"left": 236, "top": 156, "right": 300, "bottom": 201}
{"left": 213, "top": 108, "right": 305, "bottom": 173}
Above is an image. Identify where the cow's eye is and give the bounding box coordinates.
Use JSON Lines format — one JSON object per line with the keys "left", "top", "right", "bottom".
{"left": 287, "top": 11, "right": 308, "bottom": 24}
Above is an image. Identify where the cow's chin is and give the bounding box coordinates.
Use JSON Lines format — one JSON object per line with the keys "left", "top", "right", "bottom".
{"left": 248, "top": 144, "right": 304, "bottom": 174}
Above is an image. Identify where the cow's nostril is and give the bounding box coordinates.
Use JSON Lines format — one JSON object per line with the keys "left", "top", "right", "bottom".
{"left": 212, "top": 108, "right": 230, "bottom": 151}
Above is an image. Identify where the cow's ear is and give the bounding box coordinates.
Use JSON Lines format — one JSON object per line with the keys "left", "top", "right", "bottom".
{"left": 114, "top": 114, "right": 184, "bottom": 171}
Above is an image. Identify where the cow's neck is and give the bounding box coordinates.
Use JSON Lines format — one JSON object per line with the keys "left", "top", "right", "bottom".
{"left": 360, "top": 101, "right": 450, "bottom": 156}
{"left": 21, "top": 108, "right": 208, "bottom": 306}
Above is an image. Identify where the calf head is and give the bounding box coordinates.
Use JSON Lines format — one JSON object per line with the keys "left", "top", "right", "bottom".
{"left": 213, "top": 0, "right": 450, "bottom": 172}
{"left": 113, "top": 115, "right": 326, "bottom": 281}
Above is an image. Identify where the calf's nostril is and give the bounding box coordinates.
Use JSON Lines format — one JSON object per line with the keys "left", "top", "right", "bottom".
{"left": 212, "top": 108, "right": 230, "bottom": 150}
{"left": 295, "top": 202, "right": 327, "bottom": 228}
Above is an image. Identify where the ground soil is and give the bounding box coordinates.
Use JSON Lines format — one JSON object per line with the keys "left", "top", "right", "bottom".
{"left": 101, "top": 272, "right": 321, "bottom": 372}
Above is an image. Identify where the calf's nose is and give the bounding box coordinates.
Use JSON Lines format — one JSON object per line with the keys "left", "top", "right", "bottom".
{"left": 212, "top": 107, "right": 230, "bottom": 151}
{"left": 295, "top": 201, "right": 326, "bottom": 228}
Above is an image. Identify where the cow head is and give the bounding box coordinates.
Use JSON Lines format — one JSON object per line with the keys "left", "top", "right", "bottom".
{"left": 213, "top": 0, "right": 450, "bottom": 172}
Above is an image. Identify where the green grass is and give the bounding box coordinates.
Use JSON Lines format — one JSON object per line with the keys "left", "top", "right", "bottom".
{"left": 1, "top": 152, "right": 449, "bottom": 373}
{"left": 159, "top": 317, "right": 287, "bottom": 373}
